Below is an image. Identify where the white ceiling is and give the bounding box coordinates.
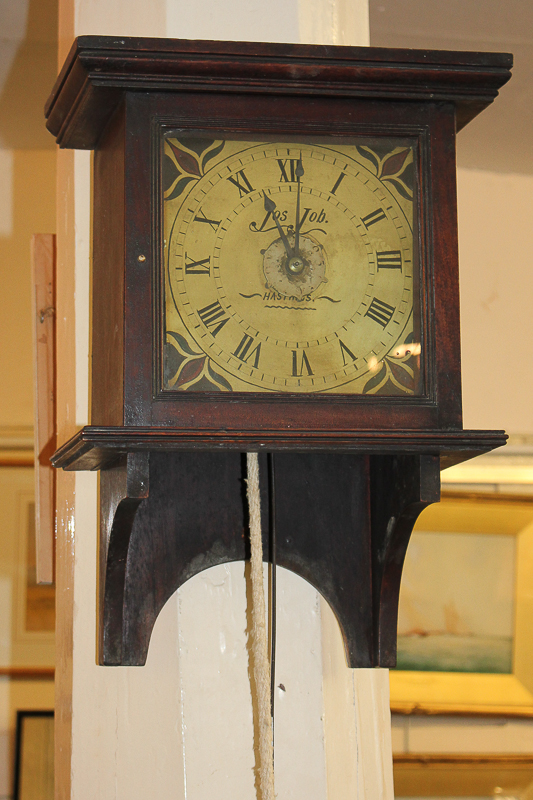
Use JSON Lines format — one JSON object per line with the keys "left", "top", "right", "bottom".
{"left": 370, "top": 0, "right": 533, "bottom": 174}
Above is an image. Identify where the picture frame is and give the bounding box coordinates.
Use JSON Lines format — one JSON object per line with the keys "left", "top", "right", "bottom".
{"left": 13, "top": 710, "right": 54, "bottom": 800}
{"left": 390, "top": 492, "right": 533, "bottom": 716}
{"left": 393, "top": 753, "right": 533, "bottom": 798}
{"left": 0, "top": 465, "right": 55, "bottom": 672}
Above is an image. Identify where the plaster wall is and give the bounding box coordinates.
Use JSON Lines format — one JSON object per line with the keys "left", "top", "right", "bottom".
{"left": 0, "top": 149, "right": 55, "bottom": 428}
{"left": 458, "top": 167, "right": 533, "bottom": 435}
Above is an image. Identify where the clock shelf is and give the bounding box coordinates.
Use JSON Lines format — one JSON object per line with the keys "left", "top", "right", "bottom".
{"left": 51, "top": 425, "right": 506, "bottom": 472}
{"left": 51, "top": 434, "right": 505, "bottom": 668}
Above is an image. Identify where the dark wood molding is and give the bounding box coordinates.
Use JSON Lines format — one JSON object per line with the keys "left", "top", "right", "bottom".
{"left": 51, "top": 426, "right": 507, "bottom": 472}
{"left": 394, "top": 754, "right": 533, "bottom": 766}
{"left": 0, "top": 667, "right": 54, "bottom": 679}
{"left": 392, "top": 702, "right": 533, "bottom": 718}
{"left": 45, "top": 37, "right": 512, "bottom": 149}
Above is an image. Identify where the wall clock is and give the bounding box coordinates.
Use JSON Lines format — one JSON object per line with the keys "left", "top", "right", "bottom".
{"left": 45, "top": 37, "right": 510, "bottom": 667}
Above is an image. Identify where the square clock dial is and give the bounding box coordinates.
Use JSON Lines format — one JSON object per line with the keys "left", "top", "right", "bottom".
{"left": 162, "top": 135, "right": 421, "bottom": 396}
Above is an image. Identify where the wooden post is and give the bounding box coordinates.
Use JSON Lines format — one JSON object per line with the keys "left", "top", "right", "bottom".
{"left": 31, "top": 233, "right": 56, "bottom": 585}
{"left": 51, "top": 3, "right": 400, "bottom": 799}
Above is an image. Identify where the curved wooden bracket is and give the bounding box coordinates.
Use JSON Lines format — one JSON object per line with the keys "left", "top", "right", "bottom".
{"left": 370, "top": 454, "right": 440, "bottom": 666}
{"left": 97, "top": 451, "right": 440, "bottom": 668}
{"left": 99, "top": 451, "right": 253, "bottom": 665}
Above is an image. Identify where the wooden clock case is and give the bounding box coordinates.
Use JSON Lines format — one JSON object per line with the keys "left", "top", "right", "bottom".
{"left": 46, "top": 37, "right": 510, "bottom": 667}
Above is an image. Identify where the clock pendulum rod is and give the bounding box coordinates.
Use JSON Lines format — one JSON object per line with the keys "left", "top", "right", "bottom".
{"left": 246, "top": 452, "right": 276, "bottom": 799}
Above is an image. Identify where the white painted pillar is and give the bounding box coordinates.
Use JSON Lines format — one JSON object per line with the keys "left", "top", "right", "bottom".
{"left": 56, "top": 1, "right": 393, "bottom": 798}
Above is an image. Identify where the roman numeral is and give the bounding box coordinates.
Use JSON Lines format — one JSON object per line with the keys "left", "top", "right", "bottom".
{"left": 197, "top": 301, "right": 230, "bottom": 336}
{"left": 365, "top": 298, "right": 395, "bottom": 327}
{"left": 330, "top": 172, "right": 346, "bottom": 196}
{"left": 277, "top": 159, "right": 298, "bottom": 182}
{"left": 376, "top": 250, "right": 402, "bottom": 270}
{"left": 227, "top": 169, "right": 254, "bottom": 197}
{"left": 361, "top": 208, "right": 387, "bottom": 229}
{"left": 185, "top": 254, "right": 210, "bottom": 275}
{"left": 233, "top": 333, "right": 261, "bottom": 368}
{"left": 339, "top": 339, "right": 357, "bottom": 366}
{"left": 194, "top": 209, "right": 221, "bottom": 231}
{"left": 292, "top": 350, "right": 313, "bottom": 377}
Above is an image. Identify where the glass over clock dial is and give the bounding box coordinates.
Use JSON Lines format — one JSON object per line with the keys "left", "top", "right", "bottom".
{"left": 162, "top": 136, "right": 422, "bottom": 395}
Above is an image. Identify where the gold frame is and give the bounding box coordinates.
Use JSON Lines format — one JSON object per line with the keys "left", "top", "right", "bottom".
{"left": 393, "top": 754, "right": 533, "bottom": 797}
{"left": 390, "top": 492, "right": 533, "bottom": 717}
{"left": 0, "top": 466, "right": 55, "bottom": 669}
{"left": 13, "top": 710, "right": 54, "bottom": 800}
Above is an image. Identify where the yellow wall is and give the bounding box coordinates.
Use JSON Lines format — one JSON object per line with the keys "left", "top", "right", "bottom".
{"left": 0, "top": 143, "right": 56, "bottom": 789}
{"left": 0, "top": 2, "right": 58, "bottom": 789}
{"left": 0, "top": 149, "right": 56, "bottom": 429}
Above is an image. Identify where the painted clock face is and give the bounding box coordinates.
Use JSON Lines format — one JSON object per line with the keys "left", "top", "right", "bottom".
{"left": 162, "top": 136, "right": 422, "bottom": 395}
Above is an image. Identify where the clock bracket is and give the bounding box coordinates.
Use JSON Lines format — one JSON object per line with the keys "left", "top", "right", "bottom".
{"left": 97, "top": 449, "right": 440, "bottom": 668}
{"left": 52, "top": 430, "right": 507, "bottom": 668}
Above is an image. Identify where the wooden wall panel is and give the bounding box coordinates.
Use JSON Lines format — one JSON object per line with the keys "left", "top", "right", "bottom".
{"left": 31, "top": 233, "right": 56, "bottom": 585}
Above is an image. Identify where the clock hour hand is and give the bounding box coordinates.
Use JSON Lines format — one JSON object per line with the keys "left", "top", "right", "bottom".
{"left": 294, "top": 158, "right": 304, "bottom": 255}
{"left": 263, "top": 191, "right": 293, "bottom": 259}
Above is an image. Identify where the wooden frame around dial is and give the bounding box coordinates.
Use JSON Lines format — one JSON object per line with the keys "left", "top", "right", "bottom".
{"left": 95, "top": 82, "right": 450, "bottom": 434}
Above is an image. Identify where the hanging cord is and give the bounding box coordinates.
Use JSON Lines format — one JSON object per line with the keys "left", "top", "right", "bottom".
{"left": 246, "top": 452, "right": 276, "bottom": 800}
{"left": 268, "top": 453, "right": 277, "bottom": 731}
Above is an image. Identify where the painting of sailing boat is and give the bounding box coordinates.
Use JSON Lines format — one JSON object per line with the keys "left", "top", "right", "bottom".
{"left": 397, "top": 530, "right": 515, "bottom": 673}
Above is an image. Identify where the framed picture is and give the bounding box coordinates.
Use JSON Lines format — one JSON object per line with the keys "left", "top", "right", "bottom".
{"left": 394, "top": 753, "right": 533, "bottom": 798}
{"left": 0, "top": 466, "right": 55, "bottom": 672}
{"left": 390, "top": 493, "right": 533, "bottom": 716}
{"left": 13, "top": 710, "right": 54, "bottom": 800}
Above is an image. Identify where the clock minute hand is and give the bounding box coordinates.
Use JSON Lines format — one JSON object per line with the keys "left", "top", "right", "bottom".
{"left": 294, "top": 158, "right": 304, "bottom": 255}
{"left": 263, "top": 191, "right": 293, "bottom": 259}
